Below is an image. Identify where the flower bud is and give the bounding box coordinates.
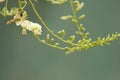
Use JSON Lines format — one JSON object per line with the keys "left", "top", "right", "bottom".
{"left": 22, "top": 28, "right": 27, "bottom": 35}
{"left": 55, "top": 43, "right": 60, "bottom": 46}
{"left": 61, "top": 15, "right": 73, "bottom": 20}
{"left": 72, "top": 19, "right": 77, "bottom": 23}
{"left": 78, "top": 14, "right": 85, "bottom": 20}
{"left": 75, "top": 2, "right": 84, "bottom": 11}
{"left": 46, "top": 34, "right": 50, "bottom": 41}
{"left": 67, "top": 35, "right": 75, "bottom": 42}
{"left": 50, "top": 38, "right": 54, "bottom": 44}
{"left": 79, "top": 24, "right": 85, "bottom": 31}
{"left": 61, "top": 29, "right": 65, "bottom": 38}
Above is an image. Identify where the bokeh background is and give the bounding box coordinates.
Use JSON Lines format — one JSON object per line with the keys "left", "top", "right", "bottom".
{"left": 0, "top": 0, "right": 120, "bottom": 80}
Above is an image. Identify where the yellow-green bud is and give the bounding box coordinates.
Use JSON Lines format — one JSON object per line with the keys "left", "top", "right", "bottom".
{"left": 72, "top": 19, "right": 77, "bottom": 23}
{"left": 50, "top": 38, "right": 54, "bottom": 44}
{"left": 55, "top": 43, "right": 60, "bottom": 46}
{"left": 61, "top": 15, "right": 73, "bottom": 20}
{"left": 68, "top": 35, "right": 75, "bottom": 42}
{"left": 46, "top": 34, "right": 50, "bottom": 41}
{"left": 75, "top": 2, "right": 84, "bottom": 11}
{"left": 78, "top": 15, "right": 85, "bottom": 20}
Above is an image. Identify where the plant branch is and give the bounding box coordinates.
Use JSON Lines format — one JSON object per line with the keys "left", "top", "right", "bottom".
{"left": 29, "top": 0, "right": 77, "bottom": 46}
{"left": 69, "top": 0, "right": 80, "bottom": 31}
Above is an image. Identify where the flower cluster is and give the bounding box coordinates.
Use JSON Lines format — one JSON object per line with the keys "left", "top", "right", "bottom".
{"left": 6, "top": 8, "right": 42, "bottom": 36}
{"left": 0, "top": 0, "right": 120, "bottom": 54}
{"left": 73, "top": 1, "right": 84, "bottom": 11}
{"left": 16, "top": 20, "right": 42, "bottom": 36}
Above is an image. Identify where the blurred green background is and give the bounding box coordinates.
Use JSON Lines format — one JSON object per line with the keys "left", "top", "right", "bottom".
{"left": 0, "top": 0, "right": 120, "bottom": 80}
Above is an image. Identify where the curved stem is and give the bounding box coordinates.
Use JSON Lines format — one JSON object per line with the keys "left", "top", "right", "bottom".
{"left": 18, "top": 0, "right": 27, "bottom": 9}
{"left": 22, "top": 0, "right": 27, "bottom": 9}
{"left": 29, "top": 0, "right": 77, "bottom": 46}
{"left": 34, "top": 35, "right": 66, "bottom": 51}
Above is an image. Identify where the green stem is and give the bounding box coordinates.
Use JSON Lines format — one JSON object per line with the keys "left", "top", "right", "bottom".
{"left": 5, "top": 0, "right": 8, "bottom": 9}
{"left": 34, "top": 35, "right": 66, "bottom": 51}
{"left": 69, "top": 0, "right": 80, "bottom": 31}
{"left": 18, "top": 0, "right": 27, "bottom": 9}
{"left": 29, "top": 0, "right": 77, "bottom": 46}
{"left": 18, "top": 0, "right": 21, "bottom": 8}
{"left": 22, "top": 0, "right": 27, "bottom": 9}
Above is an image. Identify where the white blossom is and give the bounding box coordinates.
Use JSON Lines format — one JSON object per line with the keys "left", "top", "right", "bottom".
{"left": 31, "top": 22, "right": 42, "bottom": 35}
{"left": 21, "top": 20, "right": 30, "bottom": 28}
{"left": 15, "top": 20, "right": 42, "bottom": 35}
{"left": 16, "top": 21, "right": 22, "bottom": 26}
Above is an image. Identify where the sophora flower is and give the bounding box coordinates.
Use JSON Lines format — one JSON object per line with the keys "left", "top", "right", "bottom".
{"left": 16, "top": 20, "right": 42, "bottom": 35}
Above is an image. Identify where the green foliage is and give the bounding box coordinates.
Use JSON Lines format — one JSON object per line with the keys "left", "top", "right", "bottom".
{"left": 0, "top": 0, "right": 120, "bottom": 54}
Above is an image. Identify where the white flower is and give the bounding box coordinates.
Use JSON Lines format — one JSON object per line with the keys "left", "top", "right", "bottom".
{"left": 26, "top": 22, "right": 34, "bottom": 31}
{"left": 33, "top": 29, "right": 42, "bottom": 35}
{"left": 31, "top": 23, "right": 42, "bottom": 35}
{"left": 16, "top": 21, "right": 22, "bottom": 26}
{"left": 32, "top": 23, "right": 42, "bottom": 30}
{"left": 21, "top": 20, "right": 31, "bottom": 28}
{"left": 15, "top": 19, "right": 42, "bottom": 35}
